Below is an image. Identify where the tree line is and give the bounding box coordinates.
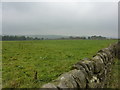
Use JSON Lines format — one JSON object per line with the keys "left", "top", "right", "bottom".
{"left": 63, "top": 35, "right": 106, "bottom": 40}
{"left": 88, "top": 36, "right": 106, "bottom": 40}
{"left": 1, "top": 35, "right": 107, "bottom": 41}
{"left": 2, "top": 35, "right": 43, "bottom": 41}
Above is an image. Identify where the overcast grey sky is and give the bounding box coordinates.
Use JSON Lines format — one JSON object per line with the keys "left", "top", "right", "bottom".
{"left": 2, "top": 2, "right": 118, "bottom": 37}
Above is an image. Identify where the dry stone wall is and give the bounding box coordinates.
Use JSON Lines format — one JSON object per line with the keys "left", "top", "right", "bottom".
{"left": 42, "top": 42, "right": 120, "bottom": 89}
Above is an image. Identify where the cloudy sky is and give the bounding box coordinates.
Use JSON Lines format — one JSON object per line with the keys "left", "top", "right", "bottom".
{"left": 1, "top": 1, "right": 118, "bottom": 37}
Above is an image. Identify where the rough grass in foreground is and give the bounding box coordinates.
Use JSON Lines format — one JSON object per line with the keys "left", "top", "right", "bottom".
{"left": 2, "top": 40, "right": 116, "bottom": 88}
{"left": 107, "top": 59, "right": 120, "bottom": 88}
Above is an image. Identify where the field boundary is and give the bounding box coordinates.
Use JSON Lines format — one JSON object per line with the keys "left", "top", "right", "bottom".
{"left": 42, "top": 42, "right": 119, "bottom": 89}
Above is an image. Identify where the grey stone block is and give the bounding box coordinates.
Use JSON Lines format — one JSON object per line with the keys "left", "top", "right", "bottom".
{"left": 69, "top": 69, "right": 86, "bottom": 88}
{"left": 57, "top": 72, "right": 78, "bottom": 88}
{"left": 42, "top": 83, "right": 58, "bottom": 89}
{"left": 92, "top": 55, "right": 104, "bottom": 74}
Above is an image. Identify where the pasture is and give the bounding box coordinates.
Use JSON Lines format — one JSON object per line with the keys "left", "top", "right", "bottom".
{"left": 2, "top": 40, "right": 117, "bottom": 88}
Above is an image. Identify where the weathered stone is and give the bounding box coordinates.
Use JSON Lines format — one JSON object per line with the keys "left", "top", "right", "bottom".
{"left": 72, "top": 64, "right": 91, "bottom": 83}
{"left": 96, "top": 53, "right": 106, "bottom": 65}
{"left": 72, "top": 60, "right": 97, "bottom": 86}
{"left": 74, "top": 60, "right": 94, "bottom": 77}
{"left": 97, "top": 69, "right": 106, "bottom": 82}
{"left": 97, "top": 51, "right": 109, "bottom": 64}
{"left": 87, "top": 75, "right": 100, "bottom": 88}
{"left": 42, "top": 83, "right": 58, "bottom": 89}
{"left": 102, "top": 52, "right": 109, "bottom": 63}
{"left": 72, "top": 63, "right": 88, "bottom": 77}
{"left": 105, "top": 63, "right": 112, "bottom": 73}
{"left": 101, "top": 48, "right": 113, "bottom": 60}
{"left": 68, "top": 69, "right": 86, "bottom": 88}
{"left": 82, "top": 59, "right": 95, "bottom": 73}
{"left": 109, "top": 44, "right": 117, "bottom": 57}
{"left": 57, "top": 72, "right": 78, "bottom": 88}
{"left": 92, "top": 55, "right": 104, "bottom": 74}
{"left": 86, "top": 63, "right": 94, "bottom": 75}
{"left": 108, "top": 45, "right": 115, "bottom": 56}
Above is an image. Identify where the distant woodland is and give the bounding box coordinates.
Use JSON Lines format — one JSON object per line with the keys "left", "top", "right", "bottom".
{"left": 2, "top": 35, "right": 42, "bottom": 41}
{"left": 2, "top": 35, "right": 107, "bottom": 41}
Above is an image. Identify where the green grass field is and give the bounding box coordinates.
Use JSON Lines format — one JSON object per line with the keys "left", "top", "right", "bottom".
{"left": 2, "top": 40, "right": 117, "bottom": 88}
